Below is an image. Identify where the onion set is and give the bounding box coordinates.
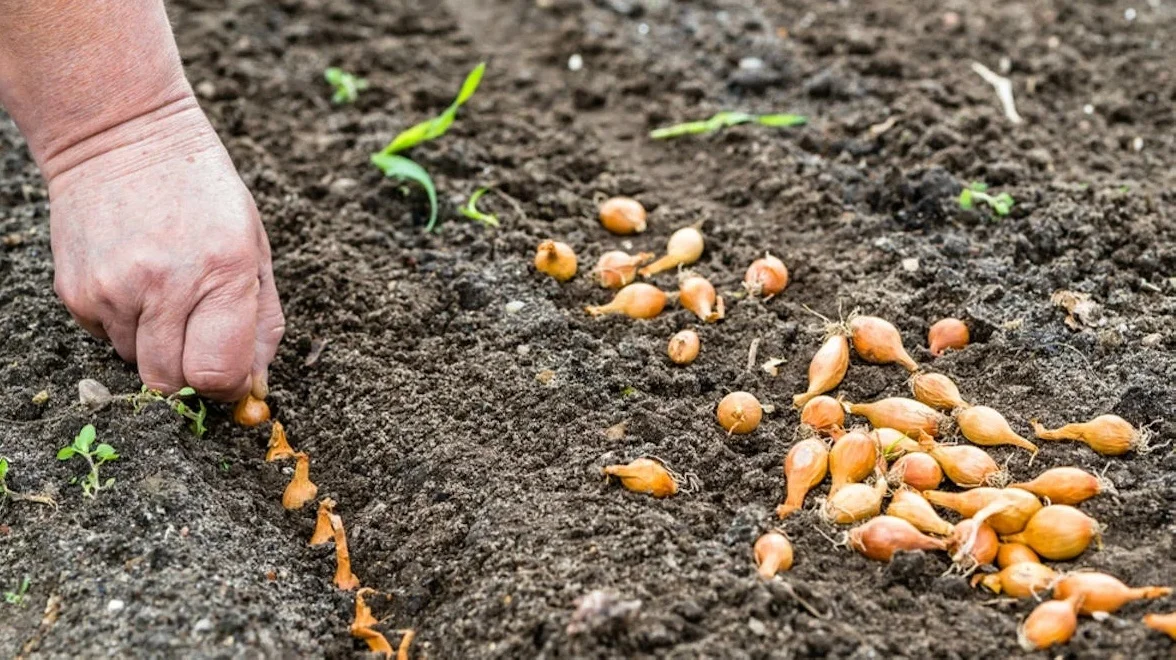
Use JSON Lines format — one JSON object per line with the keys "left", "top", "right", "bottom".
{"left": 1053, "top": 572, "right": 1171, "bottom": 614}
{"left": 1009, "top": 467, "right": 1115, "bottom": 506}
{"left": 928, "top": 318, "right": 969, "bottom": 357}
{"left": 848, "top": 315, "right": 918, "bottom": 372}
{"left": 350, "top": 588, "right": 393, "bottom": 657}
{"left": 603, "top": 457, "right": 679, "bottom": 498}
{"left": 910, "top": 372, "right": 969, "bottom": 412}
{"left": 886, "top": 489, "right": 953, "bottom": 536}
{"left": 800, "top": 396, "right": 844, "bottom": 435}
{"left": 1018, "top": 595, "right": 1083, "bottom": 651}
{"left": 1002, "top": 505, "right": 1101, "bottom": 561}
{"left": 329, "top": 511, "right": 361, "bottom": 590}
{"left": 599, "top": 196, "right": 647, "bottom": 235}
{"left": 639, "top": 226, "right": 704, "bottom": 277}
{"left": 716, "top": 392, "right": 762, "bottom": 435}
{"left": 793, "top": 332, "right": 849, "bottom": 408}
{"left": 777, "top": 437, "right": 829, "bottom": 518}
{"left": 955, "top": 406, "right": 1038, "bottom": 453}
{"left": 1144, "top": 612, "right": 1176, "bottom": 640}
{"left": 282, "top": 452, "right": 318, "bottom": 511}
{"left": 887, "top": 452, "right": 943, "bottom": 491}
{"left": 923, "top": 487, "right": 1041, "bottom": 535}
{"left": 919, "top": 434, "right": 1004, "bottom": 488}
{"left": 845, "top": 398, "right": 943, "bottom": 438}
{"left": 1031, "top": 414, "right": 1149, "bottom": 456}
{"left": 266, "top": 420, "right": 295, "bottom": 462}
{"left": 996, "top": 542, "right": 1041, "bottom": 568}
{"left": 754, "top": 531, "right": 794, "bottom": 579}
{"left": 233, "top": 394, "right": 270, "bottom": 427}
{"left": 849, "top": 515, "right": 947, "bottom": 562}
{"left": 974, "top": 562, "right": 1056, "bottom": 598}
{"left": 743, "top": 254, "right": 789, "bottom": 297}
{"left": 667, "top": 330, "right": 700, "bottom": 365}
{"left": 585, "top": 283, "right": 666, "bottom": 319}
{"left": 593, "top": 250, "right": 652, "bottom": 289}
{"left": 679, "top": 273, "right": 725, "bottom": 322}
{"left": 310, "top": 497, "right": 337, "bottom": 546}
{"left": 534, "top": 240, "right": 577, "bottom": 282}
{"left": 828, "top": 430, "right": 877, "bottom": 495}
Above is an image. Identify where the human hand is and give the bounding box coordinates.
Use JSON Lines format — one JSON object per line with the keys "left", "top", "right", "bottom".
{"left": 46, "top": 99, "right": 284, "bottom": 401}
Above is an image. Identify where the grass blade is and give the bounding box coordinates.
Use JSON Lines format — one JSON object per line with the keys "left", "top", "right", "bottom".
{"left": 371, "top": 154, "right": 439, "bottom": 231}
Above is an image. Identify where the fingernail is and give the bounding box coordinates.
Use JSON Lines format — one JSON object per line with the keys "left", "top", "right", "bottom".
{"left": 251, "top": 370, "right": 269, "bottom": 400}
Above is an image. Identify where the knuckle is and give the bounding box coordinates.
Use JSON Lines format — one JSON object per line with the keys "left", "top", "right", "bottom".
{"left": 185, "top": 366, "right": 247, "bottom": 398}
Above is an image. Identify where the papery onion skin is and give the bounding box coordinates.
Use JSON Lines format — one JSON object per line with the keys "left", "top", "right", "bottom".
{"left": 638, "top": 226, "right": 704, "bottom": 277}
{"left": 996, "top": 542, "right": 1041, "bottom": 569}
{"left": 828, "top": 430, "right": 878, "bottom": 495}
{"left": 886, "top": 489, "right": 953, "bottom": 536}
{"left": 754, "top": 531, "right": 794, "bottom": 579}
{"left": 743, "top": 254, "right": 789, "bottom": 297}
{"left": 1053, "top": 572, "right": 1172, "bottom": 614}
{"left": 911, "top": 372, "right": 969, "bottom": 411}
{"left": 1002, "top": 505, "right": 1101, "bottom": 561}
{"left": 593, "top": 251, "right": 653, "bottom": 289}
{"left": 847, "top": 398, "right": 944, "bottom": 438}
{"left": 777, "top": 438, "right": 829, "bottom": 518}
{"left": 1018, "top": 595, "right": 1082, "bottom": 651}
{"left": 234, "top": 394, "right": 271, "bottom": 427}
{"left": 603, "top": 458, "right": 679, "bottom": 498}
{"left": 923, "top": 487, "right": 1041, "bottom": 535}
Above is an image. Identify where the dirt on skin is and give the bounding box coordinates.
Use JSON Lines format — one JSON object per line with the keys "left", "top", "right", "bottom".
{"left": 2, "top": 0, "right": 1175, "bottom": 657}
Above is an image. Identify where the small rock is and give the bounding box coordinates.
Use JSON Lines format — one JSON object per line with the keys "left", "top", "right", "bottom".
{"left": 748, "top": 617, "right": 767, "bottom": 636}
{"left": 1141, "top": 333, "right": 1162, "bottom": 347}
{"left": 901, "top": 258, "right": 919, "bottom": 272}
{"left": 195, "top": 81, "right": 216, "bottom": 99}
{"left": 107, "top": 599, "right": 125, "bottom": 613}
{"left": 738, "top": 57, "right": 765, "bottom": 70}
{"left": 193, "top": 617, "right": 214, "bottom": 634}
{"left": 31, "top": 390, "right": 49, "bottom": 406}
{"left": 78, "top": 379, "right": 113, "bottom": 411}
{"left": 504, "top": 301, "right": 525, "bottom": 314}
{"left": 568, "top": 54, "right": 583, "bottom": 72}
{"left": 566, "top": 590, "right": 641, "bottom": 636}
{"left": 329, "top": 178, "right": 358, "bottom": 196}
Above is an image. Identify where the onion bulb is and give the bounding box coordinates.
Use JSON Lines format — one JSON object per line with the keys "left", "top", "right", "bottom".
{"left": 638, "top": 226, "right": 704, "bottom": 277}
{"left": 822, "top": 464, "right": 887, "bottom": 524}
{"left": 777, "top": 438, "right": 829, "bottom": 518}
{"left": 910, "top": 372, "right": 969, "bottom": 412}
{"left": 754, "top": 531, "right": 794, "bottom": 578}
{"left": 849, "top": 515, "right": 947, "bottom": 562}
{"left": 667, "top": 330, "right": 700, "bottom": 365}
{"left": 1009, "top": 467, "right": 1115, "bottom": 506}
{"left": 800, "top": 396, "right": 845, "bottom": 435}
{"left": 585, "top": 283, "right": 666, "bottom": 319}
{"left": 233, "top": 394, "right": 270, "bottom": 427}
{"left": 956, "top": 406, "right": 1038, "bottom": 453}
{"left": 1003, "top": 505, "right": 1101, "bottom": 560}
{"left": 1018, "top": 595, "right": 1083, "bottom": 651}
{"left": 886, "top": 489, "right": 953, "bottom": 536}
{"left": 974, "top": 562, "right": 1057, "bottom": 598}
{"left": 282, "top": 452, "right": 318, "bottom": 511}
{"left": 743, "top": 254, "right": 789, "bottom": 297}
{"left": 350, "top": 588, "right": 393, "bottom": 657}
{"left": 887, "top": 452, "right": 943, "bottom": 492}
{"left": 923, "top": 487, "right": 1041, "bottom": 535}
{"left": 1031, "top": 414, "right": 1149, "bottom": 456}
{"left": 918, "top": 435, "right": 1004, "bottom": 489}
{"left": 848, "top": 315, "right": 918, "bottom": 372}
{"left": 679, "top": 273, "right": 725, "bottom": 322}
{"left": 1053, "top": 572, "right": 1172, "bottom": 615}
{"left": 828, "top": 430, "right": 877, "bottom": 495}
{"left": 599, "top": 196, "right": 647, "bottom": 235}
{"left": 875, "top": 428, "right": 920, "bottom": 458}
{"left": 996, "top": 542, "right": 1041, "bottom": 569}
{"left": 328, "top": 511, "right": 361, "bottom": 590}
{"left": 793, "top": 332, "right": 850, "bottom": 408}
{"left": 310, "top": 497, "right": 337, "bottom": 546}
{"left": 947, "top": 518, "right": 999, "bottom": 569}
{"left": 535, "top": 240, "right": 577, "bottom": 281}
{"left": 928, "top": 318, "right": 970, "bottom": 357}
{"left": 844, "top": 397, "right": 944, "bottom": 438}
{"left": 1144, "top": 612, "right": 1176, "bottom": 640}
{"left": 266, "top": 420, "right": 295, "bottom": 462}
{"left": 716, "top": 392, "right": 762, "bottom": 435}
{"left": 603, "top": 458, "right": 679, "bottom": 498}
{"left": 593, "top": 250, "right": 653, "bottom": 289}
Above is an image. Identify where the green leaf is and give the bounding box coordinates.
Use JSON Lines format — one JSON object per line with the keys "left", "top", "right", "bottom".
{"left": 191, "top": 401, "right": 208, "bottom": 438}
{"left": 177, "top": 387, "right": 196, "bottom": 397}
{"left": 56, "top": 447, "right": 76, "bottom": 461}
{"left": 324, "top": 67, "right": 344, "bottom": 85}
{"left": 755, "top": 113, "right": 807, "bottom": 127}
{"left": 381, "top": 62, "right": 486, "bottom": 156}
{"left": 74, "top": 424, "right": 95, "bottom": 453}
{"left": 0, "top": 457, "right": 8, "bottom": 481}
{"left": 104, "top": 478, "right": 115, "bottom": 488}
{"left": 94, "top": 444, "right": 117, "bottom": 461}
{"left": 969, "top": 181, "right": 989, "bottom": 193}
{"left": 958, "top": 189, "right": 974, "bottom": 210}
{"left": 459, "top": 188, "right": 500, "bottom": 227}
{"left": 649, "top": 120, "right": 716, "bottom": 140}
{"left": 371, "top": 154, "right": 439, "bottom": 231}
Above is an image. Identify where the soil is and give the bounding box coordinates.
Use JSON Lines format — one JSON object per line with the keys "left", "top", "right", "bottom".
{"left": 2, "top": 0, "right": 1175, "bottom": 657}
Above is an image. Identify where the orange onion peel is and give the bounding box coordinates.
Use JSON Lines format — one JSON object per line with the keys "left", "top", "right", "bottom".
{"left": 282, "top": 452, "right": 318, "bottom": 511}
{"left": 330, "top": 512, "right": 361, "bottom": 590}
{"left": 350, "top": 588, "right": 393, "bottom": 658}
{"left": 310, "top": 497, "right": 337, "bottom": 546}
{"left": 266, "top": 420, "right": 296, "bottom": 462}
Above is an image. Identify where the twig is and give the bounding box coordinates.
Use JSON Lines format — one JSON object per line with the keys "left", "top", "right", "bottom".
{"left": 971, "top": 61, "right": 1023, "bottom": 124}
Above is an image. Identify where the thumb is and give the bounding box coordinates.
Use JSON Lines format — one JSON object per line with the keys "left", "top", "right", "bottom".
{"left": 250, "top": 240, "right": 285, "bottom": 399}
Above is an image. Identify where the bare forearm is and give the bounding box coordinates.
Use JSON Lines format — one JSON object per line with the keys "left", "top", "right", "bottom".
{"left": 0, "top": 0, "right": 192, "bottom": 177}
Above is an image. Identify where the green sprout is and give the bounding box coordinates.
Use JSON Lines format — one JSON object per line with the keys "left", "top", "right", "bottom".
{"left": 650, "top": 111, "right": 807, "bottom": 140}
{"left": 0, "top": 456, "right": 56, "bottom": 509}
{"left": 3, "top": 577, "right": 30, "bottom": 606}
{"left": 324, "top": 67, "right": 369, "bottom": 104}
{"left": 958, "top": 182, "right": 1014, "bottom": 217}
{"left": 57, "top": 424, "right": 119, "bottom": 499}
{"left": 371, "top": 62, "right": 486, "bottom": 232}
{"left": 620, "top": 386, "right": 638, "bottom": 398}
{"left": 459, "top": 188, "right": 500, "bottom": 227}
{"left": 132, "top": 386, "right": 207, "bottom": 437}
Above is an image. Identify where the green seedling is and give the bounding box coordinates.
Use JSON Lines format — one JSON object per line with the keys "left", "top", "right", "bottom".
{"left": 372, "top": 62, "right": 486, "bottom": 232}
{"left": 3, "top": 577, "right": 30, "bottom": 606}
{"left": 459, "top": 188, "right": 500, "bottom": 227}
{"left": 57, "top": 424, "right": 119, "bottom": 499}
{"left": 650, "top": 111, "right": 807, "bottom": 140}
{"left": 0, "top": 456, "right": 56, "bottom": 509}
{"left": 324, "top": 67, "right": 369, "bottom": 104}
{"left": 958, "top": 182, "right": 1014, "bottom": 216}
{"left": 132, "top": 386, "right": 207, "bottom": 437}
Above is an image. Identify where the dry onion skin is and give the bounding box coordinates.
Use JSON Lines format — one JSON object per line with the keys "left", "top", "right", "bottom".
{"left": 602, "top": 457, "right": 679, "bottom": 498}
{"left": 845, "top": 397, "right": 944, "bottom": 438}
{"left": 848, "top": 315, "right": 918, "bottom": 372}
{"left": 923, "top": 487, "right": 1041, "bottom": 536}
{"left": 535, "top": 240, "right": 577, "bottom": 282}
{"left": 947, "top": 518, "right": 999, "bottom": 569}
{"left": 822, "top": 470, "right": 887, "bottom": 525}
{"left": 886, "top": 489, "right": 953, "bottom": 536}
{"left": 875, "top": 428, "right": 920, "bottom": 458}
{"left": 1053, "top": 572, "right": 1171, "bottom": 615}
{"left": 330, "top": 512, "right": 362, "bottom": 591}
{"left": 918, "top": 434, "right": 1005, "bottom": 489}
{"left": 777, "top": 437, "right": 829, "bottom": 518}
{"left": 282, "top": 452, "right": 318, "bottom": 511}
{"left": 955, "top": 406, "right": 1038, "bottom": 453}
{"left": 1018, "top": 595, "right": 1083, "bottom": 651}
{"left": 1002, "top": 504, "right": 1101, "bottom": 561}
{"left": 754, "top": 531, "right": 794, "bottom": 579}
{"left": 974, "top": 561, "right": 1056, "bottom": 598}
{"left": 743, "top": 254, "right": 789, "bottom": 297}
{"left": 996, "top": 542, "right": 1041, "bottom": 569}
{"left": 667, "top": 330, "right": 700, "bottom": 365}
{"left": 716, "top": 392, "right": 763, "bottom": 435}
{"left": 639, "top": 226, "right": 705, "bottom": 277}
{"left": 887, "top": 452, "right": 943, "bottom": 492}
{"left": 584, "top": 283, "right": 666, "bottom": 319}
{"left": 849, "top": 515, "right": 947, "bottom": 562}
{"left": 828, "top": 430, "right": 877, "bottom": 495}
{"left": 1031, "top": 414, "right": 1149, "bottom": 456}
{"left": 350, "top": 588, "right": 393, "bottom": 658}
{"left": 1144, "top": 612, "right": 1176, "bottom": 640}
{"left": 793, "top": 332, "right": 850, "bottom": 408}
{"left": 233, "top": 394, "right": 271, "bottom": 427}
{"left": 678, "top": 273, "right": 725, "bottom": 323}
{"left": 1009, "top": 466, "right": 1115, "bottom": 506}
{"left": 310, "top": 497, "right": 337, "bottom": 546}
{"left": 599, "top": 196, "right": 647, "bottom": 235}
{"left": 910, "top": 372, "right": 969, "bottom": 412}
{"left": 800, "top": 395, "right": 845, "bottom": 436}
{"left": 928, "top": 318, "right": 970, "bottom": 357}
{"left": 266, "top": 420, "right": 296, "bottom": 462}
{"left": 593, "top": 251, "right": 653, "bottom": 289}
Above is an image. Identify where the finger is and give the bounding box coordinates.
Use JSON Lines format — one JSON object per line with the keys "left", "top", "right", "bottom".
{"left": 103, "top": 316, "right": 139, "bottom": 365}
{"left": 182, "top": 277, "right": 258, "bottom": 402}
{"left": 135, "top": 303, "right": 188, "bottom": 394}
{"left": 250, "top": 236, "right": 285, "bottom": 399}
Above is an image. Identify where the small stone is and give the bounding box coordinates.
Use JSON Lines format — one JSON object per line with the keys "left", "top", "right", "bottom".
{"left": 195, "top": 81, "right": 216, "bottom": 99}
{"left": 1083, "top": 104, "right": 1094, "bottom": 115}
{"left": 504, "top": 301, "right": 526, "bottom": 314}
{"left": 193, "top": 617, "right": 214, "bottom": 634}
{"left": 107, "top": 599, "right": 125, "bottom": 613}
{"left": 1141, "top": 333, "right": 1162, "bottom": 347}
{"left": 748, "top": 617, "right": 767, "bottom": 636}
{"left": 31, "top": 390, "right": 49, "bottom": 406}
{"left": 535, "top": 369, "right": 556, "bottom": 385}
{"left": 901, "top": 258, "right": 919, "bottom": 272}
{"left": 1132, "top": 137, "right": 1144, "bottom": 152}
{"left": 738, "top": 57, "right": 765, "bottom": 70}
{"left": 568, "top": 54, "right": 583, "bottom": 72}
{"left": 329, "top": 178, "right": 358, "bottom": 195}
{"left": 1125, "top": 7, "right": 1137, "bottom": 20}
{"left": 78, "top": 379, "right": 113, "bottom": 411}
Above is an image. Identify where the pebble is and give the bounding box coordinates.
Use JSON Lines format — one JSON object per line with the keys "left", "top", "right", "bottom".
{"left": 748, "top": 617, "right": 767, "bottom": 636}
{"left": 504, "top": 301, "right": 526, "bottom": 314}
{"left": 568, "top": 54, "right": 583, "bottom": 72}
{"left": 107, "top": 599, "right": 125, "bottom": 613}
{"left": 193, "top": 618, "right": 214, "bottom": 634}
{"left": 901, "top": 258, "right": 919, "bottom": 272}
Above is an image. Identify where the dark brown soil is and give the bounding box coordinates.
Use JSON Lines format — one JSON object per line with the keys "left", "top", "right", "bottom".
{"left": 2, "top": 0, "right": 1175, "bottom": 657}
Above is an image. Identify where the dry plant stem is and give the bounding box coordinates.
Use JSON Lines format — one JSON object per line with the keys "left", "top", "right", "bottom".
{"left": 971, "top": 61, "right": 1023, "bottom": 124}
